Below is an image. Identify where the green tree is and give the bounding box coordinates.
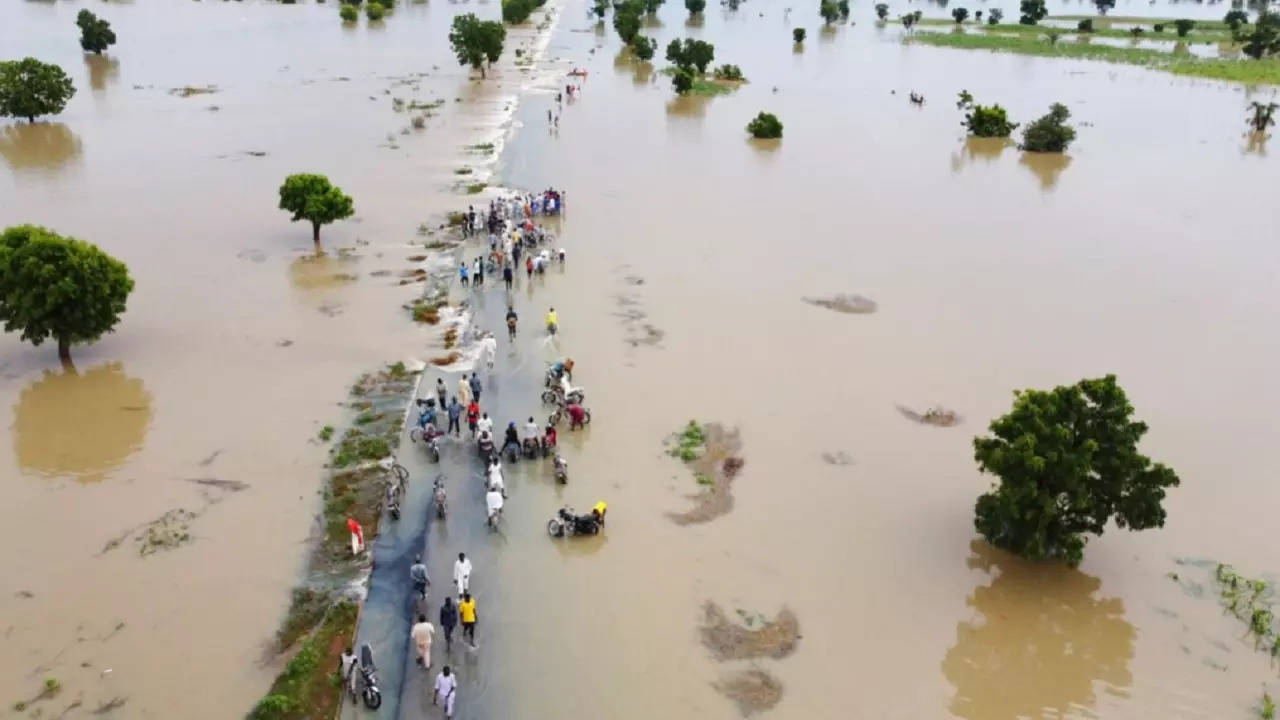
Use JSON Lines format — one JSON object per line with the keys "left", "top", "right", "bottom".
{"left": 277, "top": 174, "right": 355, "bottom": 253}
{"left": 449, "top": 13, "right": 506, "bottom": 78}
{"left": 666, "top": 37, "right": 715, "bottom": 72}
{"left": 988, "top": 8, "right": 1003, "bottom": 24}
{"left": 672, "top": 67, "right": 694, "bottom": 93}
{"left": 642, "top": 0, "right": 664, "bottom": 12}
{"left": 1240, "top": 12, "right": 1279, "bottom": 59}
{"left": 503, "top": 0, "right": 535, "bottom": 23}
{"left": 0, "top": 225, "right": 134, "bottom": 364}
{"left": 365, "top": 2, "right": 385, "bottom": 20}
{"left": 1092, "top": 0, "right": 1114, "bottom": 14}
{"left": 972, "top": 375, "right": 1180, "bottom": 567}
{"left": 746, "top": 111, "right": 783, "bottom": 138}
{"left": 1018, "top": 0, "right": 1046, "bottom": 24}
{"left": 1077, "top": 18, "right": 1094, "bottom": 31}
{"left": 1173, "top": 18, "right": 1195, "bottom": 36}
{"left": 820, "top": 0, "right": 841, "bottom": 24}
{"left": 340, "top": 3, "right": 359, "bottom": 20}
{"left": 1021, "top": 102, "right": 1076, "bottom": 151}
{"left": 685, "top": 0, "right": 706, "bottom": 14}
{"left": 793, "top": 27, "right": 807, "bottom": 42}
{"left": 713, "top": 63, "right": 744, "bottom": 80}
{"left": 953, "top": 7, "right": 969, "bottom": 22}
{"left": 613, "top": 0, "right": 643, "bottom": 43}
{"left": 1224, "top": 9, "right": 1249, "bottom": 32}
{"left": 900, "top": 12, "right": 917, "bottom": 29}
{"left": 957, "top": 90, "right": 1018, "bottom": 136}
{"left": 631, "top": 34, "right": 657, "bottom": 60}
{"left": 0, "top": 58, "right": 76, "bottom": 123}
{"left": 76, "top": 10, "right": 117, "bottom": 55}
{"left": 1248, "top": 100, "right": 1277, "bottom": 132}
{"left": 875, "top": 3, "right": 889, "bottom": 19}
{"left": 837, "top": 0, "right": 851, "bottom": 20}
{"left": 592, "top": 0, "right": 610, "bottom": 18}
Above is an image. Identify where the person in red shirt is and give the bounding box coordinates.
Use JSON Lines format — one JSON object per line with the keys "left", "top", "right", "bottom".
{"left": 542, "top": 422, "right": 557, "bottom": 453}
{"left": 566, "top": 403, "right": 586, "bottom": 430}
{"left": 466, "top": 401, "right": 480, "bottom": 437}
{"left": 347, "top": 517, "right": 364, "bottom": 555}
{"left": 525, "top": 255, "right": 534, "bottom": 280}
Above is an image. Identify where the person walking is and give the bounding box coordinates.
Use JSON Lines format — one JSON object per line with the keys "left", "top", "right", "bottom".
{"left": 474, "top": 257, "right": 484, "bottom": 287}
{"left": 525, "top": 255, "right": 533, "bottom": 280}
{"left": 459, "top": 262, "right": 469, "bottom": 287}
{"left": 458, "top": 593, "right": 478, "bottom": 647}
{"left": 453, "top": 552, "right": 472, "bottom": 595}
{"left": 466, "top": 400, "right": 480, "bottom": 437}
{"left": 458, "top": 376, "right": 472, "bottom": 407}
{"left": 482, "top": 334, "right": 497, "bottom": 370}
{"left": 436, "top": 378, "right": 448, "bottom": 410}
{"left": 411, "top": 614, "right": 435, "bottom": 668}
{"left": 346, "top": 517, "right": 364, "bottom": 555}
{"left": 446, "top": 397, "right": 462, "bottom": 437}
{"left": 468, "top": 373, "right": 482, "bottom": 403}
{"left": 503, "top": 263, "right": 513, "bottom": 290}
{"left": 433, "top": 666, "right": 458, "bottom": 718}
{"left": 505, "top": 306, "right": 518, "bottom": 340}
{"left": 439, "top": 597, "right": 458, "bottom": 653}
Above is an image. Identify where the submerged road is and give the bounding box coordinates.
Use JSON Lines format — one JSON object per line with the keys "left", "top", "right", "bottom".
{"left": 345, "top": 241, "right": 568, "bottom": 720}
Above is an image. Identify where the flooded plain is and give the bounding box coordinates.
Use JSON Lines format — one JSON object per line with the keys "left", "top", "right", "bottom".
{"left": 3, "top": 0, "right": 1280, "bottom": 718}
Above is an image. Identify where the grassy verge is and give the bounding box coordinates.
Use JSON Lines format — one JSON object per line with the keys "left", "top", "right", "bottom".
{"left": 983, "top": 22, "right": 1231, "bottom": 41}
{"left": 659, "top": 66, "right": 745, "bottom": 96}
{"left": 249, "top": 601, "right": 359, "bottom": 720}
{"left": 1050, "top": 15, "right": 1233, "bottom": 31}
{"left": 906, "top": 30, "right": 1280, "bottom": 84}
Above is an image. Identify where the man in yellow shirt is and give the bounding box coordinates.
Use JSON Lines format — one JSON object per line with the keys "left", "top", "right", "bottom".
{"left": 545, "top": 307, "right": 558, "bottom": 335}
{"left": 458, "top": 592, "right": 478, "bottom": 648}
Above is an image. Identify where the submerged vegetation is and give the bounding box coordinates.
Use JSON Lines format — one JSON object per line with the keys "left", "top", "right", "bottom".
{"left": 1020, "top": 102, "right": 1075, "bottom": 151}
{"left": 250, "top": 601, "right": 358, "bottom": 720}
{"left": 746, "top": 111, "right": 783, "bottom": 138}
{"left": 956, "top": 90, "right": 1018, "bottom": 137}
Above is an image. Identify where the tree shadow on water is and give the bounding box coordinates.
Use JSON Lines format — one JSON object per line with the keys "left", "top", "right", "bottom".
{"left": 941, "top": 540, "right": 1134, "bottom": 720}
{"left": 1020, "top": 151, "right": 1072, "bottom": 190}
{"left": 14, "top": 362, "right": 152, "bottom": 483}
{"left": 665, "top": 93, "right": 711, "bottom": 119}
{"left": 85, "top": 53, "right": 120, "bottom": 91}
{"left": 949, "top": 136, "right": 1010, "bottom": 173}
{"left": 0, "top": 122, "right": 83, "bottom": 174}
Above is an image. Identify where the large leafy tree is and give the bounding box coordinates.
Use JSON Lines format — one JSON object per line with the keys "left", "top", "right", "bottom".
{"left": 613, "top": 0, "right": 644, "bottom": 44}
{"left": 277, "top": 173, "right": 355, "bottom": 253}
{"left": 0, "top": 225, "right": 134, "bottom": 364}
{"left": 666, "top": 37, "right": 715, "bottom": 73}
{"left": 0, "top": 58, "right": 76, "bottom": 123}
{"left": 449, "top": 13, "right": 506, "bottom": 78}
{"left": 77, "top": 10, "right": 118, "bottom": 54}
{"left": 972, "top": 375, "right": 1180, "bottom": 567}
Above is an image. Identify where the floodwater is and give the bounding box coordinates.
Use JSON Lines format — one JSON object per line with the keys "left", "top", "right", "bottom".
{"left": 3, "top": 0, "right": 1279, "bottom": 719}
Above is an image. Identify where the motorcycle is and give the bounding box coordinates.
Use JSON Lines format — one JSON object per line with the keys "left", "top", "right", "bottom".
{"left": 548, "top": 406, "right": 592, "bottom": 427}
{"left": 477, "top": 436, "right": 495, "bottom": 462}
{"left": 553, "top": 455, "right": 568, "bottom": 484}
{"left": 410, "top": 425, "right": 441, "bottom": 463}
{"left": 547, "top": 506, "right": 601, "bottom": 537}
{"left": 358, "top": 643, "right": 382, "bottom": 709}
{"left": 386, "top": 483, "right": 402, "bottom": 520}
{"left": 541, "top": 386, "right": 585, "bottom": 406}
{"left": 521, "top": 437, "right": 541, "bottom": 459}
{"left": 433, "top": 475, "right": 448, "bottom": 520}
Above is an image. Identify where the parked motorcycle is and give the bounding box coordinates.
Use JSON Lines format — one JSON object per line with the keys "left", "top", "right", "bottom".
{"left": 541, "top": 386, "right": 585, "bottom": 406}
{"left": 547, "top": 506, "right": 602, "bottom": 537}
{"left": 553, "top": 455, "right": 568, "bottom": 484}
{"left": 410, "top": 425, "right": 441, "bottom": 463}
{"left": 358, "top": 643, "right": 382, "bottom": 709}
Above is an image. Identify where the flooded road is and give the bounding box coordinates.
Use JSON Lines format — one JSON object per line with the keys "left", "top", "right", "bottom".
{"left": 3, "top": 0, "right": 1279, "bottom": 717}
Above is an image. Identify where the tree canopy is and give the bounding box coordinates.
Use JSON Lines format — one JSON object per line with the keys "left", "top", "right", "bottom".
{"left": 613, "top": 0, "right": 644, "bottom": 44}
{"left": 0, "top": 58, "right": 76, "bottom": 123}
{"left": 793, "top": 27, "right": 807, "bottom": 42}
{"left": 952, "top": 7, "right": 969, "bottom": 23}
{"left": 1018, "top": 0, "right": 1046, "bottom": 24}
{"left": 1021, "top": 102, "right": 1076, "bottom": 152}
{"left": 277, "top": 173, "right": 355, "bottom": 252}
{"left": 875, "top": 3, "right": 889, "bottom": 20}
{"left": 685, "top": 0, "right": 706, "bottom": 15}
{"left": 957, "top": 90, "right": 1018, "bottom": 137}
{"left": 746, "top": 111, "right": 783, "bottom": 138}
{"left": 972, "top": 375, "right": 1180, "bottom": 567}
{"left": 631, "top": 34, "right": 657, "bottom": 61}
{"left": 0, "top": 225, "right": 134, "bottom": 363}
{"left": 448, "top": 13, "right": 506, "bottom": 78}
{"left": 820, "top": 0, "right": 841, "bottom": 24}
{"left": 503, "top": 0, "right": 546, "bottom": 24}
{"left": 666, "top": 37, "right": 715, "bottom": 73}
{"left": 76, "top": 10, "right": 117, "bottom": 55}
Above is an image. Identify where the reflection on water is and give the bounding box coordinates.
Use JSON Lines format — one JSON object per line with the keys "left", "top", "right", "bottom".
{"left": 1243, "top": 131, "right": 1269, "bottom": 157}
{"left": 288, "top": 253, "right": 361, "bottom": 291}
{"left": 0, "top": 123, "right": 83, "bottom": 174}
{"left": 13, "top": 362, "right": 152, "bottom": 483}
{"left": 1020, "top": 151, "right": 1072, "bottom": 190}
{"left": 665, "top": 93, "right": 711, "bottom": 118}
{"left": 942, "top": 541, "right": 1134, "bottom": 720}
{"left": 950, "top": 136, "right": 1010, "bottom": 172}
{"left": 85, "top": 54, "right": 120, "bottom": 91}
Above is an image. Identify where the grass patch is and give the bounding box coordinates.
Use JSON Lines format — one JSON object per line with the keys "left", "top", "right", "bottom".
{"left": 983, "top": 22, "right": 1231, "bottom": 41}
{"left": 467, "top": 142, "right": 495, "bottom": 153}
{"left": 430, "top": 352, "right": 462, "bottom": 366}
{"left": 1050, "top": 15, "right": 1233, "bottom": 30}
{"left": 465, "top": 182, "right": 487, "bottom": 194}
{"left": 412, "top": 299, "right": 443, "bottom": 324}
{"left": 454, "top": 167, "right": 473, "bottom": 175}
{"left": 668, "top": 420, "right": 707, "bottom": 463}
{"left": 443, "top": 327, "right": 459, "bottom": 348}
{"left": 331, "top": 428, "right": 391, "bottom": 468}
{"left": 408, "top": 98, "right": 445, "bottom": 110}
{"left": 906, "top": 30, "right": 1280, "bottom": 85}
{"left": 275, "top": 588, "right": 334, "bottom": 652}
{"left": 355, "top": 411, "right": 382, "bottom": 425}
{"left": 250, "top": 601, "right": 358, "bottom": 720}
{"left": 318, "top": 425, "right": 334, "bottom": 442}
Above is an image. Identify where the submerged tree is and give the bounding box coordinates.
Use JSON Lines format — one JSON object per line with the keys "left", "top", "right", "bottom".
{"left": 957, "top": 90, "right": 1018, "bottom": 137}
{"left": 820, "top": 0, "right": 841, "bottom": 24}
{"left": 76, "top": 10, "right": 117, "bottom": 54}
{"left": 631, "top": 34, "right": 658, "bottom": 61}
{"left": 592, "top": 0, "right": 610, "bottom": 18}
{"left": 973, "top": 375, "right": 1181, "bottom": 567}
{"left": 449, "top": 13, "right": 506, "bottom": 78}
{"left": 0, "top": 58, "right": 76, "bottom": 123}
{"left": 1021, "top": 102, "right": 1076, "bottom": 152}
{"left": 0, "top": 225, "right": 134, "bottom": 364}
{"left": 875, "top": 3, "right": 890, "bottom": 19}
{"left": 1077, "top": 18, "right": 1094, "bottom": 32}
{"left": 642, "top": 0, "right": 665, "bottom": 13}
{"left": 793, "top": 26, "right": 807, "bottom": 42}
{"left": 503, "top": 0, "right": 537, "bottom": 24}
{"left": 666, "top": 37, "right": 715, "bottom": 73}
{"left": 340, "top": 3, "right": 359, "bottom": 20}
{"left": 685, "top": 0, "right": 706, "bottom": 15}
{"left": 988, "top": 8, "right": 1003, "bottom": 24}
{"left": 1240, "top": 11, "right": 1280, "bottom": 59}
{"left": 838, "top": 0, "right": 851, "bottom": 20}
{"left": 1092, "top": 0, "right": 1114, "bottom": 15}
{"left": 1018, "top": 0, "right": 1046, "bottom": 25}
{"left": 365, "top": 1, "right": 386, "bottom": 20}
{"left": 1224, "top": 9, "right": 1250, "bottom": 32}
{"left": 746, "top": 111, "right": 783, "bottom": 138}
{"left": 900, "top": 12, "right": 917, "bottom": 29}
{"left": 277, "top": 173, "right": 356, "bottom": 253}
{"left": 671, "top": 67, "right": 695, "bottom": 94}
{"left": 1249, "top": 101, "right": 1277, "bottom": 132}
{"left": 613, "top": 0, "right": 643, "bottom": 43}
{"left": 953, "top": 7, "right": 969, "bottom": 22}
{"left": 1173, "top": 18, "right": 1195, "bottom": 36}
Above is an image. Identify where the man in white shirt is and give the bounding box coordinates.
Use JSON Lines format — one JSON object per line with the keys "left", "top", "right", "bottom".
{"left": 487, "top": 463, "right": 505, "bottom": 495}
{"left": 410, "top": 614, "right": 435, "bottom": 669}
{"left": 433, "top": 666, "right": 458, "bottom": 718}
{"left": 481, "top": 334, "right": 497, "bottom": 370}
{"left": 485, "top": 488, "right": 504, "bottom": 527}
{"left": 453, "top": 553, "right": 471, "bottom": 595}
{"left": 523, "top": 416, "right": 540, "bottom": 442}
{"left": 476, "top": 413, "right": 493, "bottom": 436}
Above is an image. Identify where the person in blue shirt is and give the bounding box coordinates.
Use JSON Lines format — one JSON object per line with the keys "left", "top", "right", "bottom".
{"left": 446, "top": 397, "right": 463, "bottom": 436}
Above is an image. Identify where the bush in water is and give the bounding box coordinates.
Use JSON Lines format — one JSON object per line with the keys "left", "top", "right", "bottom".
{"left": 1174, "top": 18, "right": 1195, "bottom": 36}
{"left": 340, "top": 3, "right": 358, "bottom": 20}
{"left": 365, "top": 1, "right": 385, "bottom": 19}
{"left": 952, "top": 7, "right": 968, "bottom": 22}
{"left": 987, "top": 8, "right": 1003, "bottom": 24}
{"left": 746, "top": 111, "right": 783, "bottom": 138}
{"left": 671, "top": 67, "right": 694, "bottom": 94}
{"left": 793, "top": 27, "right": 807, "bottom": 42}
{"left": 1018, "top": 0, "right": 1045, "bottom": 24}
{"left": 0, "top": 58, "right": 75, "bottom": 122}
{"left": 1020, "top": 102, "right": 1075, "bottom": 152}
{"left": 1076, "top": 18, "right": 1093, "bottom": 32}
{"left": 956, "top": 90, "right": 1018, "bottom": 137}
{"left": 76, "top": 10, "right": 117, "bottom": 54}
{"left": 685, "top": 0, "right": 706, "bottom": 15}
{"left": 631, "top": 34, "right": 657, "bottom": 61}
{"left": 875, "top": 3, "right": 889, "bottom": 19}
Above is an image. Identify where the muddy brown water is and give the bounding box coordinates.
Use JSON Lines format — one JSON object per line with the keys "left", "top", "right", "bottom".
{"left": 3, "top": 0, "right": 1279, "bottom": 718}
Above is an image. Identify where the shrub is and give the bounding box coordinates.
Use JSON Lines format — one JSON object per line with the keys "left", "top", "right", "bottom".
{"left": 685, "top": 0, "right": 706, "bottom": 14}
{"left": 987, "top": 8, "right": 1003, "bottom": 24}
{"left": 746, "top": 111, "right": 783, "bottom": 138}
{"left": 952, "top": 7, "right": 969, "bottom": 23}
{"left": 1020, "top": 102, "right": 1075, "bottom": 152}
{"left": 1076, "top": 18, "right": 1093, "bottom": 32}
{"left": 713, "top": 63, "right": 743, "bottom": 80}
{"left": 1093, "top": 0, "right": 1114, "bottom": 14}
{"left": 503, "top": 0, "right": 536, "bottom": 24}
{"left": 340, "top": 3, "right": 358, "bottom": 20}
{"left": 1173, "top": 18, "right": 1195, "bottom": 36}
{"left": 1224, "top": 9, "right": 1249, "bottom": 32}
{"left": 875, "top": 3, "right": 889, "bottom": 19}
{"left": 672, "top": 67, "right": 694, "bottom": 93}
{"left": 793, "top": 27, "right": 807, "bottom": 42}
{"left": 631, "top": 34, "right": 657, "bottom": 61}
{"left": 1153, "top": 22, "right": 1164, "bottom": 32}
{"left": 365, "top": 2, "right": 385, "bottom": 19}
{"left": 1017, "top": 0, "right": 1045, "bottom": 25}
{"left": 957, "top": 91, "right": 1018, "bottom": 137}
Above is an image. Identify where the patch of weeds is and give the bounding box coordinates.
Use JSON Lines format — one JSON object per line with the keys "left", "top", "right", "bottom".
{"left": 354, "top": 411, "right": 382, "bottom": 426}
{"left": 138, "top": 509, "right": 197, "bottom": 556}
{"left": 695, "top": 472, "right": 714, "bottom": 485}
{"left": 387, "top": 361, "right": 410, "bottom": 379}
{"left": 331, "top": 429, "right": 391, "bottom": 468}
{"left": 668, "top": 420, "right": 707, "bottom": 462}
{"left": 430, "top": 352, "right": 462, "bottom": 366}
{"left": 408, "top": 98, "right": 445, "bottom": 110}
{"left": 275, "top": 588, "right": 334, "bottom": 652}
{"left": 447, "top": 211, "right": 467, "bottom": 226}
{"left": 1262, "top": 690, "right": 1276, "bottom": 720}
{"left": 318, "top": 425, "right": 335, "bottom": 442}
{"left": 454, "top": 167, "right": 473, "bottom": 175}
{"left": 465, "top": 182, "right": 487, "bottom": 194}
{"left": 251, "top": 601, "right": 358, "bottom": 720}
{"left": 467, "top": 142, "right": 495, "bottom": 153}
{"left": 412, "top": 300, "right": 443, "bottom": 324}
{"left": 43, "top": 678, "right": 60, "bottom": 698}
{"left": 424, "top": 240, "right": 452, "bottom": 250}
{"left": 417, "top": 223, "right": 431, "bottom": 235}
{"left": 443, "top": 327, "right": 459, "bottom": 349}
